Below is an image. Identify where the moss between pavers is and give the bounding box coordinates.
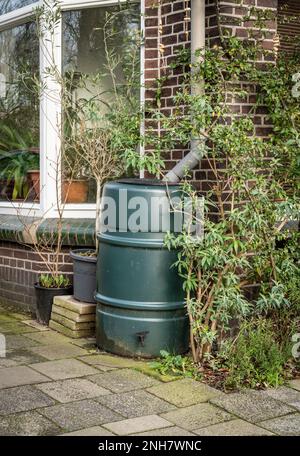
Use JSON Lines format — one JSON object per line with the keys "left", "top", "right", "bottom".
{"left": 134, "top": 365, "right": 180, "bottom": 383}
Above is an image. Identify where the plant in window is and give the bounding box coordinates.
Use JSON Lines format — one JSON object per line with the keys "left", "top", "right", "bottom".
{"left": 0, "top": 124, "right": 39, "bottom": 200}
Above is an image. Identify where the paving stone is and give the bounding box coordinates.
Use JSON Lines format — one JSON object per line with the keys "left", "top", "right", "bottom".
{"left": 135, "top": 427, "right": 195, "bottom": 436}
{"left": 97, "top": 390, "right": 176, "bottom": 418}
{"left": 70, "top": 337, "right": 97, "bottom": 350}
{"left": 39, "top": 399, "right": 122, "bottom": 431}
{"left": 24, "top": 331, "right": 71, "bottom": 345}
{"left": 259, "top": 413, "right": 300, "bottom": 436}
{"left": 265, "top": 386, "right": 300, "bottom": 405}
{"left": 78, "top": 354, "right": 144, "bottom": 371}
{"left": 135, "top": 365, "right": 179, "bottom": 383}
{"left": 61, "top": 427, "right": 114, "bottom": 436}
{"left": 0, "top": 349, "right": 47, "bottom": 368}
{"left": 29, "top": 343, "right": 89, "bottom": 360}
{"left": 161, "top": 403, "right": 232, "bottom": 431}
{"left": 10, "top": 312, "right": 30, "bottom": 321}
{"left": 5, "top": 334, "right": 40, "bottom": 350}
{"left": 88, "top": 368, "right": 159, "bottom": 393}
{"left": 289, "top": 379, "right": 300, "bottom": 392}
{"left": 0, "top": 314, "right": 17, "bottom": 322}
{"left": 0, "top": 321, "right": 38, "bottom": 334}
{"left": 0, "top": 385, "right": 55, "bottom": 415}
{"left": 36, "top": 378, "right": 110, "bottom": 403}
{"left": 22, "top": 320, "right": 50, "bottom": 331}
{"left": 147, "top": 378, "right": 221, "bottom": 407}
{"left": 211, "top": 390, "right": 295, "bottom": 423}
{"left": 103, "top": 415, "right": 172, "bottom": 436}
{"left": 0, "top": 365, "right": 50, "bottom": 389}
{"left": 194, "top": 419, "right": 274, "bottom": 436}
{"left": 29, "top": 359, "right": 99, "bottom": 380}
{"left": 0, "top": 411, "right": 61, "bottom": 436}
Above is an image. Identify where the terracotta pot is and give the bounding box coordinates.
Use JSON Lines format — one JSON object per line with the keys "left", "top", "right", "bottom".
{"left": 27, "top": 169, "right": 40, "bottom": 201}
{"left": 63, "top": 180, "right": 89, "bottom": 204}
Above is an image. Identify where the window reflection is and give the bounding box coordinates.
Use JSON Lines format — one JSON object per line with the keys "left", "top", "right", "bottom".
{"left": 0, "top": 22, "right": 39, "bottom": 202}
{"left": 62, "top": 5, "right": 140, "bottom": 204}
{"left": 0, "top": 1, "right": 36, "bottom": 15}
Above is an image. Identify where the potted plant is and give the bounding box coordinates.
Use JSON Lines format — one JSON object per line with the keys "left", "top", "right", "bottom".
{"left": 35, "top": 274, "right": 72, "bottom": 325}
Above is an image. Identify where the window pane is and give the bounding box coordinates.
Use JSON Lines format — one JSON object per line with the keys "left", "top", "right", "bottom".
{"left": 0, "top": 22, "right": 39, "bottom": 202}
{"left": 0, "top": 1, "right": 36, "bottom": 15}
{"left": 62, "top": 4, "right": 140, "bottom": 204}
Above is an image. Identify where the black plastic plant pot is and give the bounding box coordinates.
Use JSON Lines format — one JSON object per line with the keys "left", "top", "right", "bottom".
{"left": 70, "top": 249, "right": 97, "bottom": 303}
{"left": 34, "top": 284, "right": 73, "bottom": 326}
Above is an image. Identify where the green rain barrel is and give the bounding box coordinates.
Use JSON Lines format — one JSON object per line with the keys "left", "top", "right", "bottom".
{"left": 95, "top": 179, "right": 189, "bottom": 358}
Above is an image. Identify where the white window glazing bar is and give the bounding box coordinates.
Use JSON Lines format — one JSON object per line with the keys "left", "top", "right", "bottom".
{"left": 0, "top": 2, "right": 41, "bottom": 31}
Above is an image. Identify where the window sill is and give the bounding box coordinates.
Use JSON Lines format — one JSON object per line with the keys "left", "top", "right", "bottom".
{"left": 0, "top": 215, "right": 95, "bottom": 246}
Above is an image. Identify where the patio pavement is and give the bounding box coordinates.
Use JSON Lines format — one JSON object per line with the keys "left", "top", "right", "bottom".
{"left": 1, "top": 307, "right": 300, "bottom": 436}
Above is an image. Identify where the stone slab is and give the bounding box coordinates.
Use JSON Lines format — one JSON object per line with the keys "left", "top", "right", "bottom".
{"left": 22, "top": 320, "right": 50, "bottom": 331}
{"left": 0, "top": 365, "right": 50, "bottom": 389}
{"left": 265, "top": 386, "right": 300, "bottom": 405}
{"left": 78, "top": 353, "right": 145, "bottom": 370}
{"left": 0, "top": 321, "right": 39, "bottom": 335}
{"left": 289, "top": 379, "right": 300, "bottom": 392}
{"left": 70, "top": 338, "right": 97, "bottom": 350}
{"left": 29, "top": 343, "right": 89, "bottom": 361}
{"left": 39, "top": 399, "right": 122, "bottom": 431}
{"left": 259, "top": 413, "right": 300, "bottom": 436}
{"left": 161, "top": 403, "right": 232, "bottom": 431}
{"left": 0, "top": 385, "right": 55, "bottom": 415}
{"left": 53, "top": 295, "right": 96, "bottom": 314}
{"left": 51, "top": 312, "right": 95, "bottom": 331}
{"left": 0, "top": 349, "right": 47, "bottom": 368}
{"left": 211, "top": 390, "right": 295, "bottom": 423}
{"left": 194, "top": 419, "right": 274, "bottom": 436}
{"left": 5, "top": 334, "right": 40, "bottom": 350}
{"left": 0, "top": 411, "right": 61, "bottom": 436}
{"left": 61, "top": 426, "right": 114, "bottom": 436}
{"left": 49, "top": 320, "right": 95, "bottom": 339}
{"left": 24, "top": 330, "right": 71, "bottom": 345}
{"left": 147, "top": 378, "right": 221, "bottom": 407}
{"left": 52, "top": 304, "right": 96, "bottom": 323}
{"left": 88, "top": 368, "right": 159, "bottom": 393}
{"left": 36, "top": 378, "right": 110, "bottom": 403}
{"left": 135, "top": 427, "right": 195, "bottom": 436}
{"left": 103, "top": 415, "right": 172, "bottom": 436}
{"left": 96, "top": 390, "right": 176, "bottom": 418}
{"left": 29, "top": 358, "right": 99, "bottom": 380}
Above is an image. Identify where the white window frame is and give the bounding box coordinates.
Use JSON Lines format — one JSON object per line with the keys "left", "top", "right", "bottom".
{"left": 0, "top": 0, "right": 144, "bottom": 218}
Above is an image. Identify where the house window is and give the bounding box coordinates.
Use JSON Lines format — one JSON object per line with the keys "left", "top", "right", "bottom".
{"left": 0, "top": 21, "right": 39, "bottom": 203}
{"left": 0, "top": 1, "right": 37, "bottom": 15}
{"left": 0, "top": 0, "right": 141, "bottom": 218}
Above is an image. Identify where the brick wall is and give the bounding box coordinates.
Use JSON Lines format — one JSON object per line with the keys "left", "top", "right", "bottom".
{"left": 143, "top": 0, "right": 278, "bottom": 192}
{"left": 0, "top": 241, "right": 73, "bottom": 313}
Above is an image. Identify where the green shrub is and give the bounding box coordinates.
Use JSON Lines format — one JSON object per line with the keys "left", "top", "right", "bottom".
{"left": 223, "top": 319, "right": 287, "bottom": 389}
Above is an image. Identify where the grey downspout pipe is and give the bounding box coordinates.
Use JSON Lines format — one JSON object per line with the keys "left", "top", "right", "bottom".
{"left": 164, "top": 0, "right": 206, "bottom": 183}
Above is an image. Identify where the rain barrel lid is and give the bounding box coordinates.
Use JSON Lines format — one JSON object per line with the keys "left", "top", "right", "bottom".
{"left": 115, "top": 178, "right": 179, "bottom": 186}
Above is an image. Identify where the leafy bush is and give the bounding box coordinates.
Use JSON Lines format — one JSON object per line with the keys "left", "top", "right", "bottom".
{"left": 222, "top": 319, "right": 288, "bottom": 389}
